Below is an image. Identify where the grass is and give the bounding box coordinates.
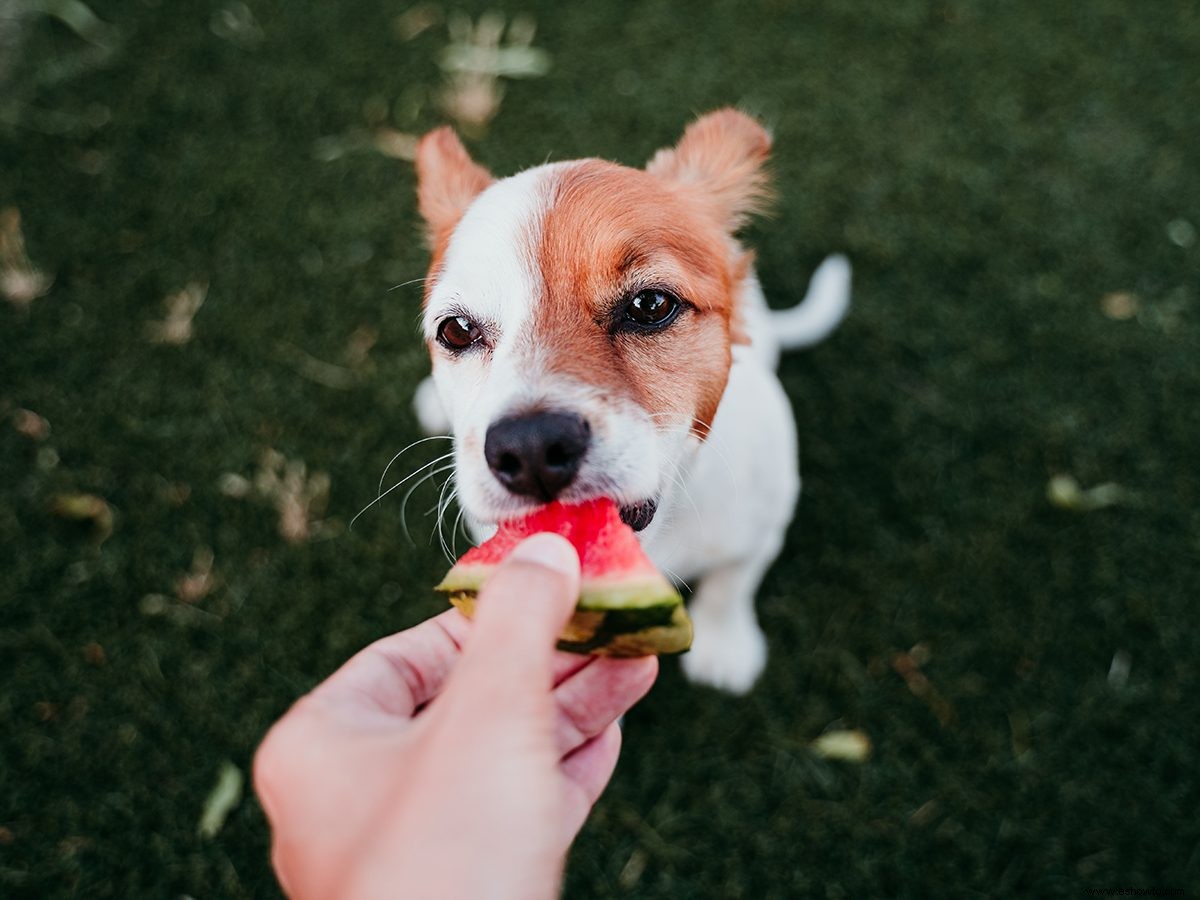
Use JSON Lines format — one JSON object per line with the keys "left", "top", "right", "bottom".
{"left": 2, "top": 1, "right": 1198, "bottom": 896}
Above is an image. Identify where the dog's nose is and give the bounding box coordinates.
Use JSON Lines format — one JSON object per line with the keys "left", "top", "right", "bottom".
{"left": 484, "top": 412, "right": 590, "bottom": 501}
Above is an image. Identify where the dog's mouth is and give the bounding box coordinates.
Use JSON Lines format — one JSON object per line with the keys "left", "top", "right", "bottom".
{"left": 618, "top": 498, "right": 658, "bottom": 532}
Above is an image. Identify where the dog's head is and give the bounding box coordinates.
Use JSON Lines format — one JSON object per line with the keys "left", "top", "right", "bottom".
{"left": 415, "top": 110, "right": 770, "bottom": 535}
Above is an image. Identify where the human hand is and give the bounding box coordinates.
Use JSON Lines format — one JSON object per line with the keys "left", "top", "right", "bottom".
{"left": 254, "top": 534, "right": 659, "bottom": 900}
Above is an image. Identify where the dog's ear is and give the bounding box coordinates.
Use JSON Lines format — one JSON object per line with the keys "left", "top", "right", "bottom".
{"left": 645, "top": 109, "right": 772, "bottom": 233}
{"left": 415, "top": 127, "right": 493, "bottom": 247}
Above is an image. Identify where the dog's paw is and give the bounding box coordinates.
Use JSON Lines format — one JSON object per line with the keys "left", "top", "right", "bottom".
{"left": 681, "top": 611, "right": 767, "bottom": 695}
{"left": 413, "top": 376, "right": 451, "bottom": 435}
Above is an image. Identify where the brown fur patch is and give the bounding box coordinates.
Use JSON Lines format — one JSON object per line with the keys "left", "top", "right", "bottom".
{"left": 533, "top": 160, "right": 739, "bottom": 435}
{"left": 414, "top": 127, "right": 493, "bottom": 255}
{"left": 645, "top": 108, "right": 773, "bottom": 232}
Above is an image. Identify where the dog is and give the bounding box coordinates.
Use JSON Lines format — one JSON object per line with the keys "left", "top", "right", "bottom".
{"left": 408, "top": 109, "right": 850, "bottom": 693}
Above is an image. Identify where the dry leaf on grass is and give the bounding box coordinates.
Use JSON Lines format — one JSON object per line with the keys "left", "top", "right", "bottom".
{"left": 146, "top": 282, "right": 206, "bottom": 345}
{"left": 810, "top": 728, "right": 872, "bottom": 762}
{"left": 1108, "top": 649, "right": 1132, "bottom": 688}
{"left": 892, "top": 644, "right": 956, "bottom": 727}
{"left": 395, "top": 3, "right": 442, "bottom": 41}
{"left": 197, "top": 761, "right": 243, "bottom": 839}
{"left": 226, "top": 449, "right": 335, "bottom": 543}
{"left": 1046, "top": 474, "right": 1125, "bottom": 511}
{"left": 275, "top": 341, "right": 360, "bottom": 389}
{"left": 1100, "top": 291, "right": 1139, "bottom": 320}
{"left": 314, "top": 127, "right": 418, "bottom": 162}
{"left": 210, "top": 2, "right": 263, "bottom": 49}
{"left": 12, "top": 409, "right": 50, "bottom": 440}
{"left": 1, "top": 207, "right": 53, "bottom": 307}
{"left": 1166, "top": 218, "right": 1195, "bottom": 248}
{"left": 344, "top": 325, "right": 378, "bottom": 367}
{"left": 175, "top": 546, "right": 217, "bottom": 603}
{"left": 437, "top": 11, "right": 550, "bottom": 135}
{"left": 36, "top": 0, "right": 117, "bottom": 48}
{"left": 48, "top": 493, "right": 113, "bottom": 543}
{"left": 372, "top": 127, "right": 418, "bottom": 160}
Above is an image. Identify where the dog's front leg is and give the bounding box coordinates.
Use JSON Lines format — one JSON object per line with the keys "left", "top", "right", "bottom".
{"left": 680, "top": 536, "right": 783, "bottom": 694}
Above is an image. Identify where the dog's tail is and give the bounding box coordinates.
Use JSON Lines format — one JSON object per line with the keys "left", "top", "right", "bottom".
{"left": 771, "top": 254, "right": 852, "bottom": 350}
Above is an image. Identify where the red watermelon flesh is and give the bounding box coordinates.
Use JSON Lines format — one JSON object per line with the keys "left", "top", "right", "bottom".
{"left": 436, "top": 498, "right": 691, "bottom": 656}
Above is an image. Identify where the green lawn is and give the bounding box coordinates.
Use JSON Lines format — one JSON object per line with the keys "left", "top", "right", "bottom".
{"left": 2, "top": 1, "right": 1198, "bottom": 896}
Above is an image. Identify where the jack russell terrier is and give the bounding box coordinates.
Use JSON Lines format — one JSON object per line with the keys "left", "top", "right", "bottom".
{"left": 408, "top": 109, "right": 850, "bottom": 693}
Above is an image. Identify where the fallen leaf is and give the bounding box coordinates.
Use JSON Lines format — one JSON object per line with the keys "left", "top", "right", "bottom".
{"left": 49, "top": 493, "right": 113, "bottom": 543}
{"left": 810, "top": 728, "right": 872, "bottom": 762}
{"left": 436, "top": 11, "right": 550, "bottom": 134}
{"left": 13, "top": 409, "right": 50, "bottom": 440}
{"left": 395, "top": 4, "right": 442, "bottom": 41}
{"left": 909, "top": 799, "right": 940, "bottom": 827}
{"left": 438, "top": 43, "right": 552, "bottom": 79}
{"left": 198, "top": 761, "right": 244, "bottom": 839}
{"left": 210, "top": 2, "right": 263, "bottom": 49}
{"left": 217, "top": 473, "right": 252, "bottom": 498}
{"left": 276, "top": 341, "right": 360, "bottom": 389}
{"left": 439, "top": 75, "right": 504, "bottom": 134}
{"left": 1100, "top": 291, "right": 1139, "bottom": 320}
{"left": 1166, "top": 218, "right": 1196, "bottom": 248}
{"left": 1108, "top": 649, "right": 1131, "bottom": 688}
{"left": 618, "top": 848, "right": 648, "bottom": 889}
{"left": 236, "top": 449, "right": 334, "bottom": 543}
{"left": 344, "top": 325, "right": 378, "bottom": 366}
{"left": 1047, "top": 474, "right": 1124, "bottom": 511}
{"left": 892, "top": 650, "right": 956, "bottom": 726}
{"left": 146, "top": 282, "right": 206, "bottom": 345}
{"left": 175, "top": 547, "right": 217, "bottom": 603}
{"left": 312, "top": 131, "right": 369, "bottom": 162}
{"left": 372, "top": 127, "right": 418, "bottom": 160}
{"left": 38, "top": 0, "right": 117, "bottom": 48}
{"left": 1, "top": 207, "right": 54, "bottom": 307}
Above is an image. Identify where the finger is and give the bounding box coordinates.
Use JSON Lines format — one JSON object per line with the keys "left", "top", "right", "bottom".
{"left": 306, "top": 608, "right": 467, "bottom": 719}
{"left": 436, "top": 607, "right": 593, "bottom": 686}
{"left": 559, "top": 722, "right": 623, "bottom": 841}
{"left": 452, "top": 534, "right": 581, "bottom": 695}
{"left": 553, "top": 656, "right": 657, "bottom": 756}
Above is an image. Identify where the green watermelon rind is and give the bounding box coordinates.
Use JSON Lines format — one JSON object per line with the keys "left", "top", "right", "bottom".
{"left": 447, "top": 594, "right": 692, "bottom": 658}
{"left": 436, "top": 564, "right": 682, "bottom": 611}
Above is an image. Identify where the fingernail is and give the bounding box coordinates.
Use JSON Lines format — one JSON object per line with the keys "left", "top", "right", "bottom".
{"left": 508, "top": 533, "right": 580, "bottom": 577}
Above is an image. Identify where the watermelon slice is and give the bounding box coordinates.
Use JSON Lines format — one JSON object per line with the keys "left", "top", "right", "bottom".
{"left": 436, "top": 498, "right": 692, "bottom": 657}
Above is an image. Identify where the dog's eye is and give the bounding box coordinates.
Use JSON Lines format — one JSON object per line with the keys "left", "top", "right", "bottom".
{"left": 624, "top": 290, "right": 681, "bottom": 330}
{"left": 437, "top": 315, "right": 482, "bottom": 351}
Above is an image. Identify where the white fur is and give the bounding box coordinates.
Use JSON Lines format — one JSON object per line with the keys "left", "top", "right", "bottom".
{"left": 413, "top": 161, "right": 850, "bottom": 694}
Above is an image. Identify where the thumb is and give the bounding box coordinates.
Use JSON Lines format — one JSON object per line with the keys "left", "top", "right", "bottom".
{"left": 450, "top": 533, "right": 581, "bottom": 699}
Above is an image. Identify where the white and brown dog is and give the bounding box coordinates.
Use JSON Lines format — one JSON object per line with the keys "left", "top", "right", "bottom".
{"left": 409, "top": 109, "right": 850, "bottom": 693}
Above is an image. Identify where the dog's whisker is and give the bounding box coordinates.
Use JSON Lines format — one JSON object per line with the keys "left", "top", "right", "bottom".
{"left": 378, "top": 435, "right": 454, "bottom": 498}
{"left": 423, "top": 470, "right": 459, "bottom": 517}
{"left": 659, "top": 454, "right": 704, "bottom": 531}
{"left": 450, "top": 504, "right": 469, "bottom": 558}
{"left": 351, "top": 452, "right": 455, "bottom": 530}
{"left": 435, "top": 481, "right": 459, "bottom": 564}
{"left": 387, "top": 275, "right": 429, "bottom": 292}
{"left": 647, "top": 416, "right": 739, "bottom": 490}
{"left": 399, "top": 462, "right": 457, "bottom": 546}
{"left": 659, "top": 562, "right": 692, "bottom": 594}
